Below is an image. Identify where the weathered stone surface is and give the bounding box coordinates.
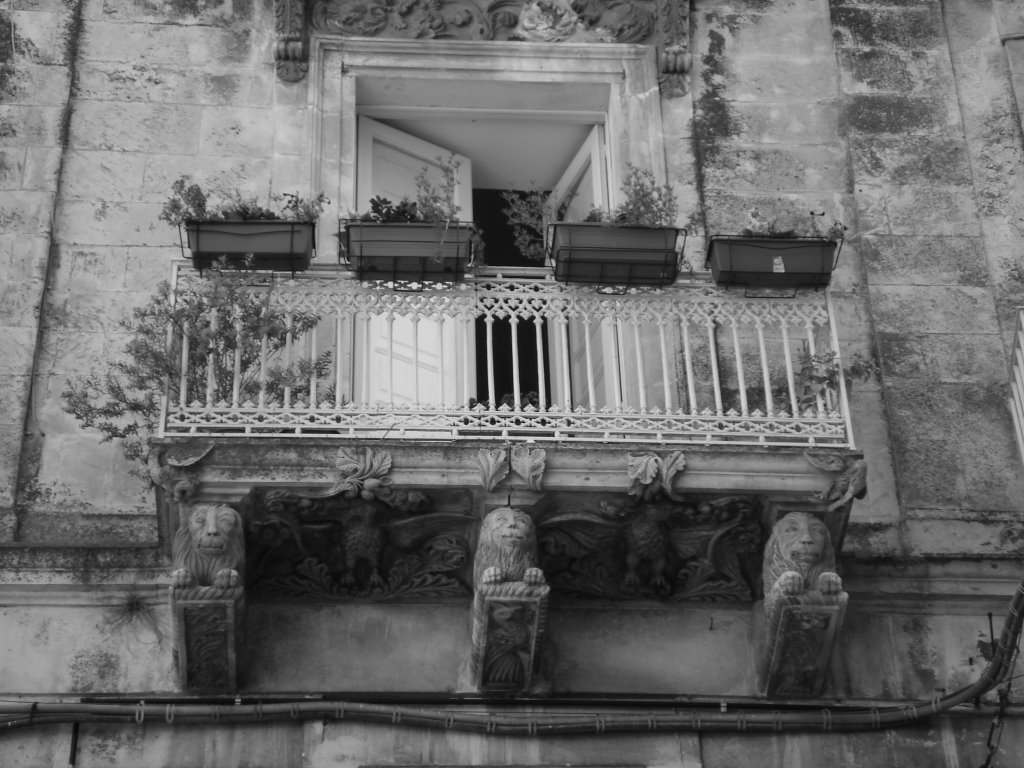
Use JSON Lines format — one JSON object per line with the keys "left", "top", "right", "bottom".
{"left": 844, "top": 94, "right": 956, "bottom": 134}
{"left": 878, "top": 332, "right": 1007, "bottom": 384}
{"left": 701, "top": 189, "right": 851, "bottom": 236}
{"left": 727, "top": 100, "right": 844, "bottom": 145}
{"left": 56, "top": 200, "right": 164, "bottom": 247}
{"left": 197, "top": 107, "right": 275, "bottom": 157}
{"left": 837, "top": 48, "right": 920, "bottom": 93}
{"left": 61, "top": 151, "right": 147, "bottom": 202}
{"left": 727, "top": 55, "right": 839, "bottom": 103}
{"left": 0, "top": 189, "right": 52, "bottom": 233}
{"left": 69, "top": 101, "right": 202, "bottom": 154}
{"left": 95, "top": 0, "right": 242, "bottom": 24}
{"left": 16, "top": 509, "right": 159, "bottom": 544}
{"left": 886, "top": 381, "right": 1024, "bottom": 511}
{"left": 79, "top": 22, "right": 253, "bottom": 66}
{"left": 0, "top": 278, "right": 44, "bottom": 326}
{"left": 850, "top": 135, "right": 972, "bottom": 186}
{"left": 847, "top": 389, "right": 901, "bottom": 524}
{"left": 137, "top": 155, "right": 273, "bottom": 203}
{"left": 0, "top": 105, "right": 63, "bottom": 147}
{"left": 0, "top": 233, "right": 48, "bottom": 282}
{"left": 125, "top": 247, "right": 179, "bottom": 288}
{"left": 858, "top": 235, "right": 988, "bottom": 286}
{"left": 702, "top": 144, "right": 849, "bottom": 193}
{"left": 0, "top": 149, "right": 26, "bottom": 190}
{"left": 3, "top": 61, "right": 71, "bottom": 106}
{"left": 21, "top": 146, "right": 60, "bottom": 191}
{"left": 871, "top": 285, "right": 997, "bottom": 335}
{"left": 7, "top": 9, "right": 73, "bottom": 66}
{"left": 76, "top": 64, "right": 250, "bottom": 106}
{"left": 901, "top": 515, "right": 1024, "bottom": 558}
{"left": 854, "top": 185, "right": 983, "bottom": 236}
{"left": 830, "top": 6, "right": 945, "bottom": 50}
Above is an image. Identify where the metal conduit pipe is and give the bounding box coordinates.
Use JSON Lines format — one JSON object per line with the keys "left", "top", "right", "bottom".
{"left": 1, "top": 578, "right": 1021, "bottom": 735}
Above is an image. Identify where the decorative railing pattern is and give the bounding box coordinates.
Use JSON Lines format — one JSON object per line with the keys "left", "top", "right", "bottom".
{"left": 159, "top": 266, "right": 853, "bottom": 447}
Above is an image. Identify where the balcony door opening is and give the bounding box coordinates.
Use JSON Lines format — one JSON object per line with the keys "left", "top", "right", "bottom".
{"left": 354, "top": 108, "right": 612, "bottom": 411}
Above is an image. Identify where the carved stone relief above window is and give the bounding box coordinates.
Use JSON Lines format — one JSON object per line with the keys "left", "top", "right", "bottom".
{"left": 275, "top": 0, "right": 691, "bottom": 87}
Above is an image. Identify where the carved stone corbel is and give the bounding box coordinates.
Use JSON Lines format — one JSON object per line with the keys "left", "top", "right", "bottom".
{"left": 275, "top": 0, "right": 309, "bottom": 82}
{"left": 170, "top": 503, "right": 246, "bottom": 693}
{"left": 804, "top": 451, "right": 867, "bottom": 513}
{"left": 757, "top": 512, "right": 847, "bottom": 697}
{"left": 657, "top": 0, "right": 691, "bottom": 96}
{"left": 148, "top": 443, "right": 213, "bottom": 503}
{"left": 470, "top": 507, "right": 550, "bottom": 691}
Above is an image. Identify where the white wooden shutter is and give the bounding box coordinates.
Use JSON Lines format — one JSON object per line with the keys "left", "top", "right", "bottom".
{"left": 545, "top": 126, "right": 619, "bottom": 410}
{"left": 355, "top": 117, "right": 473, "bottom": 407}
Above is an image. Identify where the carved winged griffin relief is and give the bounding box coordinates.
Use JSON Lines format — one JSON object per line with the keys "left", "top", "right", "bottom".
{"left": 533, "top": 494, "right": 764, "bottom": 601}
{"left": 248, "top": 487, "right": 476, "bottom": 600}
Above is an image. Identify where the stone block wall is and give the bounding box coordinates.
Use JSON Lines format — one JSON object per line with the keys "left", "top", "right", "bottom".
{"left": 1, "top": 0, "right": 323, "bottom": 545}
{"left": 1, "top": 0, "right": 1021, "bottom": 556}
{"left": 693, "top": 0, "right": 1024, "bottom": 558}
{"left": 0, "top": 0, "right": 80, "bottom": 542}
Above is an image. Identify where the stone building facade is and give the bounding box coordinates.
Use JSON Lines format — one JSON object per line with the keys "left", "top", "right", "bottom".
{"left": 2, "top": 0, "right": 1024, "bottom": 764}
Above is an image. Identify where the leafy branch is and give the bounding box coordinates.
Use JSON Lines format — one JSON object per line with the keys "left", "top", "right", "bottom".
{"left": 62, "top": 268, "right": 330, "bottom": 472}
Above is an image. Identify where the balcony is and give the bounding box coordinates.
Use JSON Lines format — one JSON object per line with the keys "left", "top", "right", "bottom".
{"left": 158, "top": 264, "right": 853, "bottom": 448}
{"left": 153, "top": 263, "right": 861, "bottom": 617}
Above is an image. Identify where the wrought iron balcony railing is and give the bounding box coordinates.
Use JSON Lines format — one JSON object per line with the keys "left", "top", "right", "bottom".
{"left": 159, "top": 264, "right": 854, "bottom": 447}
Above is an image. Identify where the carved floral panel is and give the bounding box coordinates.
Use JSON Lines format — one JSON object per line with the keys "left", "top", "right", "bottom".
{"left": 248, "top": 487, "right": 477, "bottom": 600}
{"left": 245, "top": 488, "right": 764, "bottom": 603}
{"left": 533, "top": 493, "right": 764, "bottom": 602}
{"left": 311, "top": 0, "right": 660, "bottom": 44}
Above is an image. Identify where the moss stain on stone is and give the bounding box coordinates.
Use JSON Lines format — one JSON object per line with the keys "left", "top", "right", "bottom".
{"left": 691, "top": 22, "right": 741, "bottom": 233}
{"left": 0, "top": 12, "right": 23, "bottom": 101}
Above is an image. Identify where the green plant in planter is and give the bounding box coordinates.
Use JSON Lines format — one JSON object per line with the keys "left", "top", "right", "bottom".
{"left": 344, "top": 155, "right": 484, "bottom": 278}
{"left": 501, "top": 188, "right": 551, "bottom": 262}
{"left": 502, "top": 164, "right": 681, "bottom": 263}
{"left": 586, "top": 164, "right": 679, "bottom": 227}
{"left": 62, "top": 268, "right": 331, "bottom": 474}
{"left": 161, "top": 178, "right": 329, "bottom": 273}
{"left": 739, "top": 209, "right": 846, "bottom": 240}
{"left": 160, "top": 177, "right": 329, "bottom": 225}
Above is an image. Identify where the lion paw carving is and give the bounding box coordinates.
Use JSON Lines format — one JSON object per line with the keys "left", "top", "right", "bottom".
{"left": 172, "top": 503, "right": 245, "bottom": 590}
{"left": 473, "top": 507, "right": 545, "bottom": 588}
{"left": 763, "top": 512, "right": 842, "bottom": 610}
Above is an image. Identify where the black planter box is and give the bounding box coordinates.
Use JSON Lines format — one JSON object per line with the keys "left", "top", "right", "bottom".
{"left": 184, "top": 220, "right": 316, "bottom": 274}
{"left": 341, "top": 221, "right": 476, "bottom": 283}
{"left": 548, "top": 223, "right": 683, "bottom": 287}
{"left": 706, "top": 236, "right": 839, "bottom": 288}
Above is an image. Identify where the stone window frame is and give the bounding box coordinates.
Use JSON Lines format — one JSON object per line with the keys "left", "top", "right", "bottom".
{"left": 307, "top": 38, "right": 670, "bottom": 260}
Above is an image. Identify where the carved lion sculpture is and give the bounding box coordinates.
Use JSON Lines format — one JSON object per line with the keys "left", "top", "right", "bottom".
{"left": 763, "top": 512, "right": 842, "bottom": 610}
{"left": 473, "top": 507, "right": 545, "bottom": 588}
{"left": 172, "top": 503, "right": 245, "bottom": 589}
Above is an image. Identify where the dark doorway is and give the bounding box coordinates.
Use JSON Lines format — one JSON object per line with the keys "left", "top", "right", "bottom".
{"left": 472, "top": 188, "right": 551, "bottom": 407}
